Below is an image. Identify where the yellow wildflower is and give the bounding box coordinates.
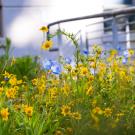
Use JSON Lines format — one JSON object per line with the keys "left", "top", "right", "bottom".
{"left": 92, "top": 107, "right": 103, "bottom": 115}
{"left": 71, "top": 68, "right": 78, "bottom": 77}
{"left": 24, "top": 105, "right": 33, "bottom": 117}
{"left": 128, "top": 49, "right": 134, "bottom": 56}
{"left": 39, "top": 26, "right": 48, "bottom": 32}
{"left": 104, "top": 108, "right": 112, "bottom": 117}
{"left": 3, "top": 71, "right": 11, "bottom": 79}
{"left": 41, "top": 40, "right": 53, "bottom": 50}
{"left": 0, "top": 108, "right": 9, "bottom": 121}
{"left": 37, "top": 84, "right": 46, "bottom": 94}
{"left": 14, "top": 104, "right": 21, "bottom": 111}
{"left": 6, "top": 87, "right": 17, "bottom": 99}
{"left": 88, "top": 75, "right": 94, "bottom": 82}
{"left": 64, "top": 64, "right": 72, "bottom": 71}
{"left": 17, "top": 80, "right": 23, "bottom": 85}
{"left": 9, "top": 76, "right": 17, "bottom": 86}
{"left": 61, "top": 105, "right": 71, "bottom": 116}
{"left": 32, "top": 78, "right": 38, "bottom": 85}
{"left": 49, "top": 87, "right": 58, "bottom": 100}
{"left": 55, "top": 130, "right": 63, "bottom": 135}
{"left": 80, "top": 67, "right": 89, "bottom": 76}
{"left": 71, "top": 112, "right": 81, "bottom": 120}
{"left": 119, "top": 70, "right": 126, "bottom": 78}
{"left": 110, "top": 49, "right": 117, "bottom": 56}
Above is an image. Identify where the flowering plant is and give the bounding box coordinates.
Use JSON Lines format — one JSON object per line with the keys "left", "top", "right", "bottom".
{"left": 0, "top": 27, "right": 134, "bottom": 135}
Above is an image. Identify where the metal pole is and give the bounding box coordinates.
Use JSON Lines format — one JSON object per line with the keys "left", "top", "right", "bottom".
{"left": 47, "top": 7, "right": 135, "bottom": 28}
{"left": 126, "top": 18, "right": 130, "bottom": 49}
{"left": 112, "top": 16, "right": 118, "bottom": 49}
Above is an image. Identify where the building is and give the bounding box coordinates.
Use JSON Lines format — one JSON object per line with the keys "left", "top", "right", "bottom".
{"left": 0, "top": 0, "right": 135, "bottom": 59}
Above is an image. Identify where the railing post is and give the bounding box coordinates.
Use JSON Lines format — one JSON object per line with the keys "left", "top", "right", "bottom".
{"left": 57, "top": 24, "right": 62, "bottom": 46}
{"left": 112, "top": 16, "right": 118, "bottom": 49}
{"left": 126, "top": 18, "right": 130, "bottom": 49}
{"left": 47, "top": 26, "right": 50, "bottom": 40}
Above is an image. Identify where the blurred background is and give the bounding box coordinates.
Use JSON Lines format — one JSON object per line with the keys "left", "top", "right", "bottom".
{"left": 0, "top": 0, "right": 135, "bottom": 59}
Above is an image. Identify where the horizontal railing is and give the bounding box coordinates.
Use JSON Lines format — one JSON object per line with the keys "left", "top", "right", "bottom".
{"left": 47, "top": 7, "right": 135, "bottom": 30}
{"left": 47, "top": 6, "right": 135, "bottom": 54}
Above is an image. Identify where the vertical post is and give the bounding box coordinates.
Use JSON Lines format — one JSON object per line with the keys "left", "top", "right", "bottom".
{"left": 112, "top": 16, "right": 118, "bottom": 49}
{"left": 57, "top": 24, "right": 61, "bottom": 56}
{"left": 47, "top": 25, "right": 50, "bottom": 40}
{"left": 126, "top": 18, "right": 130, "bottom": 49}
{"left": 85, "top": 32, "right": 89, "bottom": 52}
{"left": 57, "top": 23, "right": 62, "bottom": 45}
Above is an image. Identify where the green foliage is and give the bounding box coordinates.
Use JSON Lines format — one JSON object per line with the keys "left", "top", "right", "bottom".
{"left": 0, "top": 37, "right": 11, "bottom": 72}
{"left": 6, "top": 56, "right": 40, "bottom": 80}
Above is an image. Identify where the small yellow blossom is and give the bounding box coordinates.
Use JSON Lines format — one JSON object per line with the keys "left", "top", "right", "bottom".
{"left": 104, "top": 108, "right": 112, "bottom": 117}
{"left": 110, "top": 49, "right": 117, "bottom": 56}
{"left": 24, "top": 105, "right": 33, "bottom": 117}
{"left": 55, "top": 130, "right": 63, "bottom": 135}
{"left": 41, "top": 40, "right": 53, "bottom": 50}
{"left": 71, "top": 112, "right": 81, "bottom": 120}
{"left": 37, "top": 84, "right": 46, "bottom": 94}
{"left": 14, "top": 104, "right": 21, "bottom": 111}
{"left": 6, "top": 87, "right": 17, "bottom": 99}
{"left": 39, "top": 26, "right": 48, "bottom": 32}
{"left": 64, "top": 64, "right": 72, "bottom": 71}
{"left": 3, "top": 71, "right": 11, "bottom": 79}
{"left": 119, "top": 70, "right": 126, "bottom": 78}
{"left": 128, "top": 49, "right": 134, "bottom": 56}
{"left": 9, "top": 76, "right": 17, "bottom": 86}
{"left": 61, "top": 105, "right": 71, "bottom": 116}
{"left": 92, "top": 107, "right": 103, "bottom": 115}
{"left": 32, "top": 78, "right": 38, "bottom": 85}
{"left": 71, "top": 68, "right": 78, "bottom": 77}
{"left": 49, "top": 87, "right": 58, "bottom": 100}
{"left": 0, "top": 108, "right": 9, "bottom": 121}
{"left": 80, "top": 67, "right": 89, "bottom": 76}
{"left": 17, "top": 80, "right": 23, "bottom": 85}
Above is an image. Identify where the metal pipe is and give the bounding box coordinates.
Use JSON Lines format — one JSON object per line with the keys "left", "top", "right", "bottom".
{"left": 47, "top": 7, "right": 135, "bottom": 28}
